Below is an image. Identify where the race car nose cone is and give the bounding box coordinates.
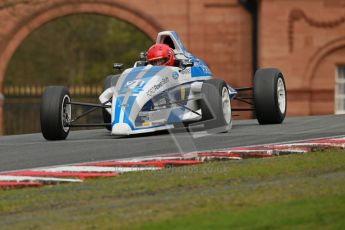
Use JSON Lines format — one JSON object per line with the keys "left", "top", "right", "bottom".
{"left": 111, "top": 123, "right": 131, "bottom": 135}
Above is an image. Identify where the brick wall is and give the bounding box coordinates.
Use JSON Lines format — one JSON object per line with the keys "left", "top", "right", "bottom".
{"left": 259, "top": 0, "right": 345, "bottom": 115}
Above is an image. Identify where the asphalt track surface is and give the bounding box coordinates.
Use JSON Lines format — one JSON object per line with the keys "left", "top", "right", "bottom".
{"left": 0, "top": 115, "right": 344, "bottom": 172}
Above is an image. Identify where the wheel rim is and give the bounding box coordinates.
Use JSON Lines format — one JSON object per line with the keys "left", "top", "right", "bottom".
{"left": 221, "top": 87, "right": 231, "bottom": 124}
{"left": 61, "top": 95, "right": 71, "bottom": 133}
{"left": 277, "top": 78, "right": 286, "bottom": 114}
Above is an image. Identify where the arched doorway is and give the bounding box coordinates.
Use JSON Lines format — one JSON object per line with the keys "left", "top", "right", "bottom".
{"left": 0, "top": 1, "right": 163, "bottom": 135}
{"left": 1, "top": 10, "right": 159, "bottom": 134}
{"left": 0, "top": 1, "right": 162, "bottom": 88}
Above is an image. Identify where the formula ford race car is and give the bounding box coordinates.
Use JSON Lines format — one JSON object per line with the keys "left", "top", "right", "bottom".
{"left": 40, "top": 31, "right": 287, "bottom": 140}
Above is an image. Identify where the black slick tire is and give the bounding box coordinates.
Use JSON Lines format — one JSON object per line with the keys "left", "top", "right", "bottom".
{"left": 40, "top": 86, "right": 71, "bottom": 140}
{"left": 200, "top": 79, "right": 232, "bottom": 132}
{"left": 254, "top": 68, "right": 287, "bottom": 124}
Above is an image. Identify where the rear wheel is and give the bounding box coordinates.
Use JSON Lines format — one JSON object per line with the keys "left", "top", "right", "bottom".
{"left": 254, "top": 68, "right": 287, "bottom": 124}
{"left": 200, "top": 79, "right": 232, "bottom": 132}
{"left": 102, "top": 75, "right": 120, "bottom": 130}
{"left": 40, "top": 86, "right": 71, "bottom": 140}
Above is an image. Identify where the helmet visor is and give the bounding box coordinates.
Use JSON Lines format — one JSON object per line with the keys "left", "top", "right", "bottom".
{"left": 149, "top": 57, "right": 169, "bottom": 66}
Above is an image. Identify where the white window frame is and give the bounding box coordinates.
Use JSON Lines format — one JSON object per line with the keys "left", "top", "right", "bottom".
{"left": 335, "top": 66, "right": 345, "bottom": 114}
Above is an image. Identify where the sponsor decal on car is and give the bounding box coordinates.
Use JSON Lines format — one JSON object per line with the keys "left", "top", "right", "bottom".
{"left": 172, "top": 71, "right": 179, "bottom": 79}
{"left": 180, "top": 68, "right": 191, "bottom": 75}
{"left": 126, "top": 79, "right": 144, "bottom": 89}
{"left": 146, "top": 76, "right": 169, "bottom": 97}
{"left": 119, "top": 79, "right": 146, "bottom": 94}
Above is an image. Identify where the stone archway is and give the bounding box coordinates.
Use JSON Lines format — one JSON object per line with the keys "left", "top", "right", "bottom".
{"left": 0, "top": 1, "right": 163, "bottom": 135}
{"left": 305, "top": 37, "right": 345, "bottom": 114}
{"left": 0, "top": 1, "right": 163, "bottom": 89}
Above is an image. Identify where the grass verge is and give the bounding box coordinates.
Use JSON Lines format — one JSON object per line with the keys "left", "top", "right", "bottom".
{"left": 1, "top": 150, "right": 345, "bottom": 229}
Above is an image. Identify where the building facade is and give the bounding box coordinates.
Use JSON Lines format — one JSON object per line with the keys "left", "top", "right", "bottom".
{"left": 259, "top": 0, "right": 345, "bottom": 116}
{"left": 0, "top": 0, "right": 344, "bottom": 134}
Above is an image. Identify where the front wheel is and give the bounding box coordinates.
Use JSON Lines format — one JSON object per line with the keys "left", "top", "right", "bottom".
{"left": 254, "top": 68, "right": 287, "bottom": 124}
{"left": 200, "top": 79, "right": 232, "bottom": 132}
{"left": 40, "top": 86, "right": 71, "bottom": 140}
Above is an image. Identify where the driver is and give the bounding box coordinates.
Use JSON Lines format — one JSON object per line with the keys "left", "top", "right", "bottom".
{"left": 146, "top": 44, "right": 175, "bottom": 66}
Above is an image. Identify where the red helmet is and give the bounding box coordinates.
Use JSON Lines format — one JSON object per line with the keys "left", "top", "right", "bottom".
{"left": 147, "top": 44, "right": 174, "bottom": 66}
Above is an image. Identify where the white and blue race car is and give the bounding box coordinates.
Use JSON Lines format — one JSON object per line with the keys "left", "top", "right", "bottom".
{"left": 40, "top": 31, "right": 287, "bottom": 140}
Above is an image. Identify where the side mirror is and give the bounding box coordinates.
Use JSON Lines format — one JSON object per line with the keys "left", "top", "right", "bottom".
{"left": 181, "top": 59, "right": 194, "bottom": 68}
{"left": 140, "top": 51, "right": 147, "bottom": 61}
{"left": 113, "top": 63, "right": 124, "bottom": 70}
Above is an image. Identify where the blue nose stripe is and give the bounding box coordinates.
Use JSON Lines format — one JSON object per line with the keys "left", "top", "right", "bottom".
{"left": 112, "top": 96, "right": 125, "bottom": 127}
{"left": 123, "top": 96, "right": 136, "bottom": 130}
{"left": 140, "top": 66, "right": 165, "bottom": 81}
